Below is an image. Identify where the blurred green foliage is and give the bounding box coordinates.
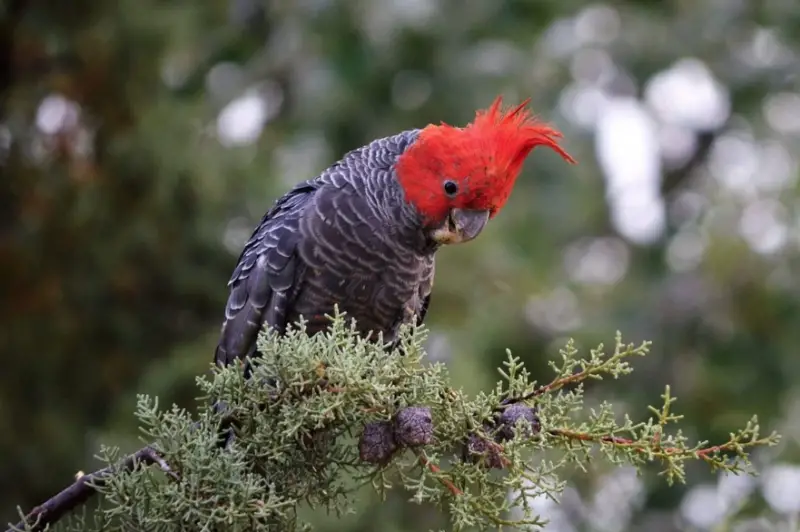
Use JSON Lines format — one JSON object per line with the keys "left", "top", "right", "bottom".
{"left": 2, "top": 0, "right": 800, "bottom": 529}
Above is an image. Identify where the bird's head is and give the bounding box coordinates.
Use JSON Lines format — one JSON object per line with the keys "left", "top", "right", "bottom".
{"left": 395, "top": 96, "right": 576, "bottom": 245}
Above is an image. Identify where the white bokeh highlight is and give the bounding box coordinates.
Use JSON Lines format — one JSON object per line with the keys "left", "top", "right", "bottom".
{"left": 216, "top": 87, "right": 283, "bottom": 148}
{"left": 35, "top": 94, "right": 81, "bottom": 135}
{"left": 564, "top": 237, "right": 630, "bottom": 286}
{"left": 524, "top": 286, "right": 582, "bottom": 333}
{"left": 762, "top": 464, "right": 800, "bottom": 515}
{"left": 595, "top": 97, "right": 665, "bottom": 244}
{"left": 645, "top": 59, "right": 730, "bottom": 131}
{"left": 679, "top": 473, "right": 757, "bottom": 530}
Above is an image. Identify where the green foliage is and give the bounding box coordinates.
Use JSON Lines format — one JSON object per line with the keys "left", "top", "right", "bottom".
{"left": 20, "top": 315, "right": 776, "bottom": 532}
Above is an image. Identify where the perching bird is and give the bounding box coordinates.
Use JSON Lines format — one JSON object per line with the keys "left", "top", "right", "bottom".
{"left": 214, "top": 97, "right": 575, "bottom": 368}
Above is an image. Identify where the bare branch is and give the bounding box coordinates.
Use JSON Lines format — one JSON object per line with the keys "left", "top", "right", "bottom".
{"left": 7, "top": 446, "right": 178, "bottom": 532}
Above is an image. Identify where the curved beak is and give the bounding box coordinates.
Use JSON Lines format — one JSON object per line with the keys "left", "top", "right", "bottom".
{"left": 431, "top": 208, "right": 490, "bottom": 245}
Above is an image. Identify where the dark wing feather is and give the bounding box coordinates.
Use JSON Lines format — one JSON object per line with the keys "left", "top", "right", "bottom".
{"left": 214, "top": 182, "right": 317, "bottom": 367}
{"left": 416, "top": 294, "right": 431, "bottom": 327}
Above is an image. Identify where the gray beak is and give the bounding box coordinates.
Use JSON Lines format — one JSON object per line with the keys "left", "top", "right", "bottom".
{"left": 430, "top": 208, "right": 490, "bottom": 245}
{"left": 450, "top": 208, "right": 490, "bottom": 243}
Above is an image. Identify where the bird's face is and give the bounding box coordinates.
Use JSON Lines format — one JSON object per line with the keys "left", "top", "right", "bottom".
{"left": 394, "top": 97, "right": 575, "bottom": 247}
{"left": 394, "top": 133, "right": 511, "bottom": 247}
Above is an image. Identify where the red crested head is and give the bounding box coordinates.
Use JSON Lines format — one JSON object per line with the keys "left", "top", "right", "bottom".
{"left": 395, "top": 96, "right": 575, "bottom": 244}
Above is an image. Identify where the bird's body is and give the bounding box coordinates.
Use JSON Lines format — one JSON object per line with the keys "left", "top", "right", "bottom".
{"left": 215, "top": 98, "right": 575, "bottom": 367}
{"left": 215, "top": 130, "right": 432, "bottom": 365}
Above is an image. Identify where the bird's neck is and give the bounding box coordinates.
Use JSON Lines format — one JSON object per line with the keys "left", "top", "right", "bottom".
{"left": 393, "top": 204, "right": 442, "bottom": 256}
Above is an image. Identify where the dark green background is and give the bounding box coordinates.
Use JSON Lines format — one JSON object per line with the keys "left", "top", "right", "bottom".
{"left": 2, "top": 0, "right": 798, "bottom": 529}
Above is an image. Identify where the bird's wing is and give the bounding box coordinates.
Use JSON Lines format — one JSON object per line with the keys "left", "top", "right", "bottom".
{"left": 417, "top": 293, "right": 431, "bottom": 327}
{"left": 214, "top": 181, "right": 317, "bottom": 367}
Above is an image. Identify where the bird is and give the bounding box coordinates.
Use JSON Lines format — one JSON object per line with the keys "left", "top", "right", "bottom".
{"left": 214, "top": 96, "right": 575, "bottom": 370}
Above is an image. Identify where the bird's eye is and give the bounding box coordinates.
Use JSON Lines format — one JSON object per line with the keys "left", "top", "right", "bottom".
{"left": 443, "top": 180, "right": 459, "bottom": 196}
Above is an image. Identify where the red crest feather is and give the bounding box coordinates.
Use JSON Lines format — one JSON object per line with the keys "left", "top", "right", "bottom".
{"left": 395, "top": 96, "right": 576, "bottom": 223}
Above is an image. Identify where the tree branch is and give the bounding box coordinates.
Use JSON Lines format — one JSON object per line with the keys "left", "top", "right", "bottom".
{"left": 7, "top": 446, "right": 178, "bottom": 532}
{"left": 413, "top": 449, "right": 463, "bottom": 496}
{"left": 547, "top": 427, "right": 774, "bottom": 462}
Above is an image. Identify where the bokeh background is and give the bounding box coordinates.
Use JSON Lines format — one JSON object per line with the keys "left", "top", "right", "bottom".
{"left": 3, "top": 0, "right": 800, "bottom": 530}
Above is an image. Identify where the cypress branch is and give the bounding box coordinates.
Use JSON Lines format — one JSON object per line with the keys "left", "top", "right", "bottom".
{"left": 7, "top": 315, "right": 780, "bottom": 531}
